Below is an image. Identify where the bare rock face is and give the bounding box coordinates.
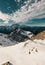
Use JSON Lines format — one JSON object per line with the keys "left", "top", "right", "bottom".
{"left": 32, "top": 30, "right": 45, "bottom": 40}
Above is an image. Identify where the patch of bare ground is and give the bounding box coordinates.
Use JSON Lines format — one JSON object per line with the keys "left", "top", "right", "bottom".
{"left": 32, "top": 30, "right": 45, "bottom": 40}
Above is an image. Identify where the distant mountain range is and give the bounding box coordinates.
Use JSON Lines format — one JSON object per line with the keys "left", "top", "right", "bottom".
{"left": 0, "top": 24, "right": 45, "bottom": 35}
{"left": 21, "top": 26, "right": 45, "bottom": 35}
{"left": 0, "top": 24, "right": 45, "bottom": 46}
{"left": 0, "top": 24, "right": 20, "bottom": 34}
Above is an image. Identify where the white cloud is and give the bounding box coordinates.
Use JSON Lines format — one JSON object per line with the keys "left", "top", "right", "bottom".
{"left": 0, "top": 11, "right": 10, "bottom": 24}
{"left": 11, "top": 0, "right": 45, "bottom": 23}
{"left": 15, "top": 0, "right": 21, "bottom": 2}
{"left": 0, "top": 0, "right": 45, "bottom": 24}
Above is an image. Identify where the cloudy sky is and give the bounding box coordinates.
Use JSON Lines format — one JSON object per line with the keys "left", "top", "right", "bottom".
{"left": 0, "top": 0, "right": 45, "bottom": 26}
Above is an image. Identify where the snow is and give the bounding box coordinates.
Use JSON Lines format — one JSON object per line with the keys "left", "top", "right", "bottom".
{"left": 0, "top": 30, "right": 33, "bottom": 47}
{"left": 25, "top": 31, "right": 33, "bottom": 38}
{"left": 0, "top": 33, "right": 17, "bottom": 47}
{"left": 34, "top": 39, "right": 45, "bottom": 45}
{"left": 0, "top": 39, "right": 45, "bottom": 65}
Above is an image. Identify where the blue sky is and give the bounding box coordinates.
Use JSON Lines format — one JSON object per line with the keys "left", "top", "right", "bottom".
{"left": 0, "top": 0, "right": 45, "bottom": 26}
{"left": 0, "top": 0, "right": 26, "bottom": 14}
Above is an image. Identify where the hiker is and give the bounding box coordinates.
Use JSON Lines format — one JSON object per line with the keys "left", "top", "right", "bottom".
{"left": 29, "top": 49, "right": 31, "bottom": 54}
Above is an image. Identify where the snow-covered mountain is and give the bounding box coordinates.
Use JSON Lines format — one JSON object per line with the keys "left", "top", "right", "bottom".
{"left": 0, "top": 28, "right": 33, "bottom": 47}
{"left": 9, "top": 27, "right": 33, "bottom": 42}
{"left": 0, "top": 25, "right": 45, "bottom": 47}
{"left": 0, "top": 28, "right": 45, "bottom": 65}
{"left": 0, "top": 0, "right": 45, "bottom": 65}
{"left": 0, "top": 33, "right": 17, "bottom": 47}
{"left": 0, "top": 39, "right": 45, "bottom": 65}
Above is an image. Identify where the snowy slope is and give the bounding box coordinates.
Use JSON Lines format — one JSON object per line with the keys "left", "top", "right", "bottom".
{"left": 0, "top": 33, "right": 17, "bottom": 47}
{"left": 0, "top": 40, "right": 45, "bottom": 65}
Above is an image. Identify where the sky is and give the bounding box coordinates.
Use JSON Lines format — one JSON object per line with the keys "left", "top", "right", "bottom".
{"left": 0, "top": 0, "right": 45, "bottom": 26}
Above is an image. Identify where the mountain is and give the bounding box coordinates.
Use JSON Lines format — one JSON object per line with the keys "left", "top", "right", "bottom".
{"left": 0, "top": 26, "right": 33, "bottom": 47}
{"left": 0, "top": 24, "right": 20, "bottom": 34}
{"left": 0, "top": 26, "right": 12, "bottom": 34}
{"left": 11, "top": 24, "right": 20, "bottom": 30}
{"left": 32, "top": 30, "right": 45, "bottom": 39}
{"left": 8, "top": 27, "right": 33, "bottom": 42}
{"left": 21, "top": 26, "right": 45, "bottom": 35}
{"left": 0, "top": 24, "right": 45, "bottom": 35}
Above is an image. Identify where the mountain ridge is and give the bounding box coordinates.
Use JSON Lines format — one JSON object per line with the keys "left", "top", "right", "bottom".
{"left": 0, "top": 24, "right": 45, "bottom": 35}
